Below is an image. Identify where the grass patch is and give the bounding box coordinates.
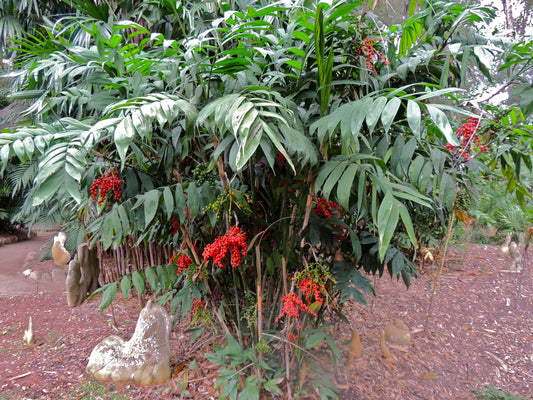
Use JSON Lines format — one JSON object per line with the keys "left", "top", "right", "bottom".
{"left": 68, "top": 380, "right": 132, "bottom": 400}
{"left": 473, "top": 384, "right": 530, "bottom": 400}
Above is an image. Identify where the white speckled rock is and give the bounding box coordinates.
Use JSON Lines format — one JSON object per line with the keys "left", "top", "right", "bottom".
{"left": 86, "top": 300, "right": 173, "bottom": 385}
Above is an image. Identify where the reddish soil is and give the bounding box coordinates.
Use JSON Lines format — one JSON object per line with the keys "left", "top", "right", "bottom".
{"left": 0, "top": 236, "right": 532, "bottom": 400}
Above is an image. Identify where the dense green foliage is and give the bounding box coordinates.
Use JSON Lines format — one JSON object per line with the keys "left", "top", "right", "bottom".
{"left": 0, "top": 0, "right": 532, "bottom": 397}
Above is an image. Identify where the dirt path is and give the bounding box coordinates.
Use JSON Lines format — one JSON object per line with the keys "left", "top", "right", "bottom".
{"left": 0, "top": 241, "right": 532, "bottom": 399}
{"left": 0, "top": 232, "right": 65, "bottom": 297}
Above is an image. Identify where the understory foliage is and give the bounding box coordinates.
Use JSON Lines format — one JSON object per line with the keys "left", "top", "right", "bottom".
{"left": 0, "top": 0, "right": 532, "bottom": 398}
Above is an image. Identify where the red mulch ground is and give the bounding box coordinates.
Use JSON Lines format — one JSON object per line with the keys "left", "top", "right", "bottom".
{"left": 1, "top": 243, "right": 532, "bottom": 400}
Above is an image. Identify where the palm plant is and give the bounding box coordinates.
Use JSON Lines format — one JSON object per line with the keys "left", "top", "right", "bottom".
{"left": 0, "top": 0, "right": 531, "bottom": 398}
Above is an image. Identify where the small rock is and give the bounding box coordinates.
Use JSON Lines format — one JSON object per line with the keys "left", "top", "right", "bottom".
{"left": 22, "top": 269, "right": 32, "bottom": 277}
{"left": 29, "top": 271, "right": 42, "bottom": 281}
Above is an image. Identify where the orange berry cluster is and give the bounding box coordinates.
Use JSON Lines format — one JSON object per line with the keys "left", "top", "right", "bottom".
{"left": 356, "top": 38, "right": 390, "bottom": 75}
{"left": 299, "top": 278, "right": 323, "bottom": 306}
{"left": 314, "top": 197, "right": 340, "bottom": 218}
{"left": 444, "top": 117, "right": 488, "bottom": 162}
{"left": 202, "top": 226, "right": 248, "bottom": 268}
{"left": 170, "top": 253, "right": 193, "bottom": 275}
{"left": 190, "top": 297, "right": 206, "bottom": 317}
{"left": 90, "top": 170, "right": 124, "bottom": 206}
{"left": 276, "top": 293, "right": 316, "bottom": 324}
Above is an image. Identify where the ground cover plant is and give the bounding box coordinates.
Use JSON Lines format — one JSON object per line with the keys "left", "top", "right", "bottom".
{"left": 0, "top": 0, "right": 532, "bottom": 398}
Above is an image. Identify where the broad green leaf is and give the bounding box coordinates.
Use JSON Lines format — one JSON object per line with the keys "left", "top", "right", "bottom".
{"left": 114, "top": 116, "right": 135, "bottom": 164}
{"left": 157, "top": 265, "right": 169, "bottom": 290}
{"left": 305, "top": 331, "right": 326, "bottom": 349}
{"left": 409, "top": 155, "right": 425, "bottom": 186}
{"left": 22, "top": 137, "right": 34, "bottom": 159}
{"left": 101, "top": 215, "right": 113, "bottom": 249}
{"left": 439, "top": 172, "right": 456, "bottom": 210}
{"left": 12, "top": 139, "right": 26, "bottom": 161}
{"left": 426, "top": 105, "right": 459, "bottom": 145}
{"left": 406, "top": 100, "right": 421, "bottom": 139}
{"left": 236, "top": 121, "right": 263, "bottom": 170}
{"left": 381, "top": 98, "right": 401, "bottom": 134}
{"left": 377, "top": 191, "right": 400, "bottom": 261}
{"left": 366, "top": 97, "right": 388, "bottom": 134}
{"left": 64, "top": 174, "right": 81, "bottom": 204}
{"left": 398, "top": 203, "right": 416, "bottom": 248}
{"left": 239, "top": 376, "right": 260, "bottom": 400}
{"left": 100, "top": 282, "right": 117, "bottom": 313}
{"left": 162, "top": 187, "right": 174, "bottom": 218}
{"left": 0, "top": 145, "right": 9, "bottom": 162}
{"left": 187, "top": 183, "right": 200, "bottom": 219}
{"left": 33, "top": 170, "right": 64, "bottom": 206}
{"left": 132, "top": 270, "right": 145, "bottom": 295}
{"left": 144, "top": 190, "right": 160, "bottom": 228}
{"left": 336, "top": 164, "right": 358, "bottom": 209}
{"left": 175, "top": 184, "right": 186, "bottom": 223}
{"left": 120, "top": 274, "right": 131, "bottom": 299}
{"left": 322, "top": 162, "right": 346, "bottom": 199}
{"left": 145, "top": 266, "right": 158, "bottom": 292}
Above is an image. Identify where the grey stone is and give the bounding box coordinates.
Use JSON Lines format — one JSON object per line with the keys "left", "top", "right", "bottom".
{"left": 86, "top": 300, "right": 173, "bottom": 385}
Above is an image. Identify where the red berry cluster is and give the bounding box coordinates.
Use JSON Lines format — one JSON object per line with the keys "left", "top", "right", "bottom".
{"left": 277, "top": 151, "right": 286, "bottom": 167}
{"left": 299, "top": 278, "right": 323, "bottom": 306}
{"left": 444, "top": 117, "right": 489, "bottom": 161}
{"left": 170, "top": 253, "right": 193, "bottom": 275}
{"left": 276, "top": 293, "right": 316, "bottom": 324}
{"left": 172, "top": 217, "right": 179, "bottom": 235}
{"left": 202, "top": 226, "right": 248, "bottom": 268}
{"left": 190, "top": 297, "right": 206, "bottom": 317}
{"left": 90, "top": 170, "right": 124, "bottom": 206}
{"left": 356, "top": 38, "right": 390, "bottom": 75}
{"left": 314, "top": 197, "right": 340, "bottom": 218}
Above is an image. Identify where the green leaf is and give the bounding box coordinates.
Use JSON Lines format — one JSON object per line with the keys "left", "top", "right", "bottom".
{"left": 120, "top": 275, "right": 131, "bottom": 299}
{"left": 12, "top": 139, "right": 26, "bottom": 162}
{"left": 144, "top": 190, "right": 160, "bottom": 228}
{"left": 365, "top": 97, "right": 387, "bottom": 134}
{"left": 239, "top": 376, "right": 260, "bottom": 400}
{"left": 426, "top": 105, "right": 459, "bottom": 145}
{"left": 157, "top": 264, "right": 169, "bottom": 290}
{"left": 187, "top": 183, "right": 200, "bottom": 219}
{"left": 132, "top": 270, "right": 145, "bottom": 295}
{"left": 381, "top": 97, "right": 401, "bottom": 134}
{"left": 398, "top": 203, "right": 416, "bottom": 249}
{"left": 377, "top": 191, "right": 400, "bottom": 261}
{"left": 100, "top": 282, "right": 117, "bottom": 313}
{"left": 162, "top": 187, "right": 174, "bottom": 218}
{"left": 175, "top": 184, "right": 186, "bottom": 223}
{"left": 439, "top": 172, "right": 456, "bottom": 210}
{"left": 114, "top": 116, "right": 135, "bottom": 164}
{"left": 0, "top": 144, "right": 10, "bottom": 162}
{"left": 305, "top": 331, "right": 326, "bottom": 349}
{"left": 145, "top": 267, "right": 158, "bottom": 292}
{"left": 336, "top": 164, "right": 358, "bottom": 209}
{"left": 406, "top": 100, "right": 422, "bottom": 139}
{"left": 33, "top": 170, "right": 64, "bottom": 206}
